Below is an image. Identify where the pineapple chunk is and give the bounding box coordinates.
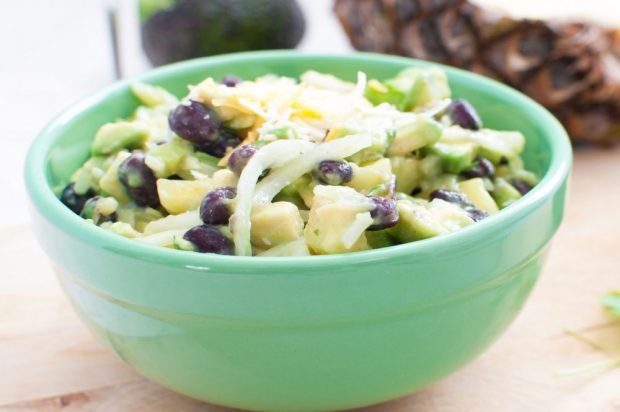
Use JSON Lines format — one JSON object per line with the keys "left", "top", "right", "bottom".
{"left": 459, "top": 178, "right": 499, "bottom": 214}
{"left": 251, "top": 202, "right": 304, "bottom": 248}
{"left": 346, "top": 158, "right": 393, "bottom": 195}
{"left": 212, "top": 169, "right": 238, "bottom": 188}
{"left": 157, "top": 179, "right": 213, "bottom": 215}
{"left": 304, "top": 186, "right": 374, "bottom": 254}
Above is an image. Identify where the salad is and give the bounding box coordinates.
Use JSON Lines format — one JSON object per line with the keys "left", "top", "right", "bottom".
{"left": 59, "top": 68, "right": 538, "bottom": 256}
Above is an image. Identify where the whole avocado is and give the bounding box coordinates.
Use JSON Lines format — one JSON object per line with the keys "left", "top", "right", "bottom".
{"left": 140, "top": 0, "right": 306, "bottom": 66}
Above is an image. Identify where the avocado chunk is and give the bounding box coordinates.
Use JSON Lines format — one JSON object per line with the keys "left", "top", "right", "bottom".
{"left": 366, "top": 68, "right": 451, "bottom": 111}
{"left": 387, "top": 116, "right": 443, "bottom": 156}
{"left": 387, "top": 199, "right": 444, "bottom": 242}
{"left": 440, "top": 126, "right": 525, "bottom": 164}
{"left": 91, "top": 121, "right": 148, "bottom": 156}
{"left": 365, "top": 230, "right": 398, "bottom": 249}
{"left": 390, "top": 156, "right": 422, "bottom": 195}
{"left": 140, "top": 0, "right": 306, "bottom": 66}
{"left": 458, "top": 178, "right": 499, "bottom": 214}
{"left": 491, "top": 177, "right": 523, "bottom": 208}
{"left": 387, "top": 198, "right": 474, "bottom": 242}
{"left": 131, "top": 82, "right": 178, "bottom": 108}
{"left": 145, "top": 138, "right": 194, "bottom": 178}
{"left": 251, "top": 202, "right": 304, "bottom": 248}
{"left": 423, "top": 142, "right": 478, "bottom": 174}
{"left": 292, "top": 174, "right": 318, "bottom": 209}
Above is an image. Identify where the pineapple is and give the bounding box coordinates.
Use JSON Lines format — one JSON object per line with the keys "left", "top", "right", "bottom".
{"left": 334, "top": 0, "right": 620, "bottom": 144}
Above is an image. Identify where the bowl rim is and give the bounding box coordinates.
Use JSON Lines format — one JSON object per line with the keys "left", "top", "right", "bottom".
{"left": 24, "top": 51, "right": 572, "bottom": 270}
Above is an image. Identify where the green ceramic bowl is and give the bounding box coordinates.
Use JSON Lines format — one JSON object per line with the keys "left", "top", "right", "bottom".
{"left": 25, "top": 52, "right": 571, "bottom": 411}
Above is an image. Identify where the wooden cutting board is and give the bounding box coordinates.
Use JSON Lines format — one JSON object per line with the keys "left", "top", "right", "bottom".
{"left": 1, "top": 147, "right": 619, "bottom": 412}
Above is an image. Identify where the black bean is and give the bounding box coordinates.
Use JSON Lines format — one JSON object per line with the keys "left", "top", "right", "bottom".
{"left": 461, "top": 157, "right": 495, "bottom": 179}
{"left": 314, "top": 160, "right": 353, "bottom": 185}
{"left": 183, "top": 224, "right": 234, "bottom": 255}
{"left": 447, "top": 99, "right": 482, "bottom": 130}
{"left": 221, "top": 75, "right": 241, "bottom": 87}
{"left": 511, "top": 179, "right": 533, "bottom": 195}
{"left": 60, "top": 183, "right": 95, "bottom": 215}
{"left": 467, "top": 208, "right": 489, "bottom": 222}
{"left": 80, "top": 196, "right": 117, "bottom": 225}
{"left": 168, "top": 100, "right": 221, "bottom": 144}
{"left": 196, "top": 128, "right": 242, "bottom": 158}
{"left": 200, "top": 187, "right": 236, "bottom": 225}
{"left": 228, "top": 145, "right": 258, "bottom": 176}
{"left": 368, "top": 196, "right": 399, "bottom": 231}
{"left": 118, "top": 153, "right": 160, "bottom": 207}
{"left": 429, "top": 188, "right": 472, "bottom": 208}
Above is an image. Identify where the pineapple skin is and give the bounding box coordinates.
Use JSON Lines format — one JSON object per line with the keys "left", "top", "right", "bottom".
{"left": 334, "top": 0, "right": 620, "bottom": 144}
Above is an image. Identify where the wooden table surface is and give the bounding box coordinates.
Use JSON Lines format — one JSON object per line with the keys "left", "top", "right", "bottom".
{"left": 2, "top": 1, "right": 619, "bottom": 411}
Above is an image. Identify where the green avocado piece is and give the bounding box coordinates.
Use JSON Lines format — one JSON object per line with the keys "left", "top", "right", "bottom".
{"left": 387, "top": 200, "right": 444, "bottom": 242}
{"left": 423, "top": 142, "right": 478, "bottom": 174}
{"left": 387, "top": 117, "right": 443, "bottom": 156}
{"left": 370, "top": 68, "right": 451, "bottom": 111}
{"left": 131, "top": 82, "right": 178, "bottom": 107}
{"left": 492, "top": 177, "right": 522, "bottom": 209}
{"left": 364, "top": 79, "right": 405, "bottom": 107}
{"left": 365, "top": 230, "right": 398, "bottom": 249}
{"left": 145, "top": 138, "right": 194, "bottom": 178}
{"left": 91, "top": 121, "right": 148, "bottom": 156}
{"left": 390, "top": 156, "right": 422, "bottom": 195}
{"left": 140, "top": 0, "right": 306, "bottom": 66}
{"left": 273, "top": 184, "right": 307, "bottom": 210}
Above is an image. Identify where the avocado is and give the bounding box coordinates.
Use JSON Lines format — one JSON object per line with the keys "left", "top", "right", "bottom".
{"left": 145, "top": 138, "right": 194, "bottom": 178}
{"left": 422, "top": 142, "right": 477, "bottom": 174}
{"left": 387, "top": 198, "right": 474, "bottom": 242}
{"left": 140, "top": 0, "right": 306, "bottom": 66}
{"left": 273, "top": 183, "right": 306, "bottom": 209}
{"left": 390, "top": 156, "right": 422, "bottom": 195}
{"left": 440, "top": 126, "right": 525, "bottom": 164}
{"left": 365, "top": 230, "right": 397, "bottom": 249}
{"left": 293, "top": 174, "right": 317, "bottom": 209}
{"left": 91, "top": 121, "right": 148, "bottom": 156}
{"left": 491, "top": 177, "right": 522, "bottom": 209}
{"left": 387, "top": 116, "right": 443, "bottom": 156}
{"left": 131, "top": 82, "right": 178, "bottom": 108}
{"left": 366, "top": 68, "right": 451, "bottom": 111}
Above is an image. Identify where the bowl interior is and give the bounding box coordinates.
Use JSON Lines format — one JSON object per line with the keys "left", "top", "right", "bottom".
{"left": 44, "top": 53, "right": 556, "bottom": 189}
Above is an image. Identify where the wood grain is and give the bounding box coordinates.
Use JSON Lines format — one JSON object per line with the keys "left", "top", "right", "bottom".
{"left": 2, "top": 148, "right": 619, "bottom": 411}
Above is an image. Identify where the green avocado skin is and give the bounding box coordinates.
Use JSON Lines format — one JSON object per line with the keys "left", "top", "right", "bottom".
{"left": 141, "top": 0, "right": 306, "bottom": 66}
